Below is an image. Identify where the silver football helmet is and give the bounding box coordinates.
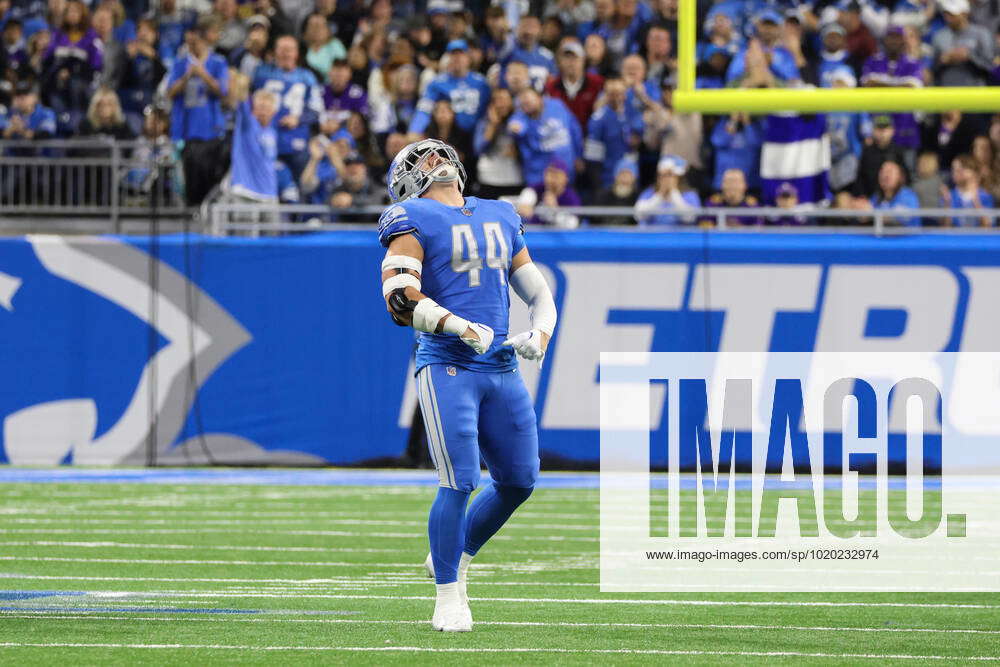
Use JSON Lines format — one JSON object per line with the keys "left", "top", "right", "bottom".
{"left": 386, "top": 139, "right": 467, "bottom": 203}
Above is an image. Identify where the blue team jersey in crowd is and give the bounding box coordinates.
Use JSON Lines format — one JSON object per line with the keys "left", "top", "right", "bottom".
{"left": 502, "top": 47, "right": 556, "bottom": 91}
{"left": 252, "top": 64, "right": 324, "bottom": 156}
{"left": 167, "top": 53, "right": 229, "bottom": 142}
{"left": 0, "top": 104, "right": 57, "bottom": 137}
{"left": 585, "top": 105, "right": 641, "bottom": 187}
{"left": 378, "top": 196, "right": 527, "bottom": 373}
{"left": 229, "top": 100, "right": 278, "bottom": 201}
{"left": 408, "top": 72, "right": 491, "bottom": 134}
{"left": 871, "top": 187, "right": 921, "bottom": 227}
{"left": 507, "top": 97, "right": 583, "bottom": 185}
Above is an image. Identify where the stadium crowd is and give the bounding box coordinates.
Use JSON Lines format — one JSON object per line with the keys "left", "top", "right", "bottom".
{"left": 0, "top": 0, "right": 999, "bottom": 225}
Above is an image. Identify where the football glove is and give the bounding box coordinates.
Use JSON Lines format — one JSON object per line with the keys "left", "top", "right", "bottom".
{"left": 502, "top": 329, "right": 545, "bottom": 362}
{"left": 459, "top": 322, "right": 494, "bottom": 355}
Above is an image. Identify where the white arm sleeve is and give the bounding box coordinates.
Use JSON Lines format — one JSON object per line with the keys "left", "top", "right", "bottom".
{"left": 510, "top": 262, "right": 557, "bottom": 337}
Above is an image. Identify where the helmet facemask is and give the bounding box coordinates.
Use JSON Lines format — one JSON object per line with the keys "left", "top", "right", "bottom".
{"left": 387, "top": 139, "right": 467, "bottom": 203}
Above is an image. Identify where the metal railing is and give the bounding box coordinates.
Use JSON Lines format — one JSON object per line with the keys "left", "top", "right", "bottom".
{"left": 0, "top": 139, "right": 188, "bottom": 233}
{"left": 207, "top": 203, "right": 1000, "bottom": 237}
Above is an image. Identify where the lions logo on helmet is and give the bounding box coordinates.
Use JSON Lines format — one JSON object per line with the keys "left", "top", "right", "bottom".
{"left": 386, "top": 139, "right": 467, "bottom": 203}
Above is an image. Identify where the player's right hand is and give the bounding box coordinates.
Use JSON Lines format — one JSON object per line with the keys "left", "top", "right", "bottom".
{"left": 459, "top": 323, "right": 494, "bottom": 355}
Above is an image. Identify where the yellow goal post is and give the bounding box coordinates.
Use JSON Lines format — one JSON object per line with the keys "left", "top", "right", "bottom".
{"left": 671, "top": 0, "right": 1000, "bottom": 113}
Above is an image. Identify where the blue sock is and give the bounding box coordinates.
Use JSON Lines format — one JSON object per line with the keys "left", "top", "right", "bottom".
{"left": 463, "top": 482, "right": 534, "bottom": 556}
{"left": 428, "top": 486, "right": 471, "bottom": 584}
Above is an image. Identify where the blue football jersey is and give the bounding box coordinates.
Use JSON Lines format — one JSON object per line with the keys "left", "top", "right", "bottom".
{"left": 378, "top": 196, "right": 527, "bottom": 373}
{"left": 252, "top": 65, "right": 324, "bottom": 156}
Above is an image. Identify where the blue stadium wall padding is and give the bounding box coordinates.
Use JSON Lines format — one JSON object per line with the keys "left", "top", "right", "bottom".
{"left": 1, "top": 230, "right": 998, "bottom": 467}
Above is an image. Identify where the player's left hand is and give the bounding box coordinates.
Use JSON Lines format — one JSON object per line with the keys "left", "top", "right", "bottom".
{"left": 503, "top": 329, "right": 547, "bottom": 363}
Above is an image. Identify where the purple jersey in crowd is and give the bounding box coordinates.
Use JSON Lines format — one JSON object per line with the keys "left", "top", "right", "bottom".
{"left": 861, "top": 53, "right": 924, "bottom": 150}
{"left": 44, "top": 28, "right": 104, "bottom": 73}
{"left": 323, "top": 82, "right": 369, "bottom": 122}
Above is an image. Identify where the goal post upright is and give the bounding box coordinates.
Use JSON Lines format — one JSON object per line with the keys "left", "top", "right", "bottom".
{"left": 672, "top": 0, "right": 1000, "bottom": 114}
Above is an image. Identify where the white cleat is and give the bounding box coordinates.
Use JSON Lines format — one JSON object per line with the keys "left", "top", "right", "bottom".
{"left": 431, "top": 583, "right": 472, "bottom": 632}
{"left": 424, "top": 552, "right": 470, "bottom": 607}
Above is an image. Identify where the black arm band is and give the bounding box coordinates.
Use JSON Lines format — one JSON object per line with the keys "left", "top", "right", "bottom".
{"left": 387, "top": 287, "right": 419, "bottom": 327}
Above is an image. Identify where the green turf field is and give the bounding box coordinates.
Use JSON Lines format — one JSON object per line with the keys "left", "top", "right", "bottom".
{"left": 0, "top": 478, "right": 998, "bottom": 665}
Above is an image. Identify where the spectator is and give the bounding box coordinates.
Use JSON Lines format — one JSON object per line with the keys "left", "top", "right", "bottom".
{"left": 0, "top": 78, "right": 55, "bottom": 140}
{"left": 947, "top": 153, "right": 995, "bottom": 226}
{"left": 769, "top": 181, "right": 809, "bottom": 225}
{"left": 522, "top": 158, "right": 581, "bottom": 227}
{"left": 544, "top": 37, "right": 604, "bottom": 133}
{"left": 911, "top": 151, "right": 945, "bottom": 214}
{"left": 156, "top": 0, "right": 195, "bottom": 72}
{"left": 425, "top": 99, "right": 472, "bottom": 168}
{"left": 861, "top": 25, "right": 924, "bottom": 157}
{"left": 971, "top": 135, "right": 1000, "bottom": 200}
{"left": 814, "top": 23, "right": 852, "bottom": 87}
{"left": 710, "top": 111, "right": 763, "bottom": 192}
{"left": 583, "top": 33, "right": 613, "bottom": 78}
{"left": 503, "top": 60, "right": 533, "bottom": 98}
{"left": 826, "top": 67, "right": 869, "bottom": 192}
{"left": 502, "top": 15, "right": 556, "bottom": 90}
{"left": 703, "top": 168, "right": 762, "bottom": 226}
{"left": 2, "top": 17, "right": 26, "bottom": 70}
{"left": 20, "top": 24, "right": 50, "bottom": 83}
{"left": 857, "top": 115, "right": 907, "bottom": 197}
{"left": 700, "top": 10, "right": 741, "bottom": 59}
{"left": 545, "top": 0, "right": 596, "bottom": 39}
{"left": 507, "top": 87, "right": 582, "bottom": 187}
{"left": 211, "top": 0, "right": 244, "bottom": 56}
{"left": 695, "top": 44, "right": 731, "bottom": 89}
{"left": 124, "top": 106, "right": 175, "bottom": 200}
{"left": 600, "top": 0, "right": 645, "bottom": 69}
{"left": 837, "top": 0, "right": 878, "bottom": 69}
{"left": 166, "top": 17, "right": 229, "bottom": 205}
{"left": 118, "top": 18, "right": 166, "bottom": 134}
{"left": 541, "top": 15, "right": 565, "bottom": 53}
{"left": 91, "top": 4, "right": 124, "bottom": 88}
{"left": 584, "top": 78, "right": 640, "bottom": 189}
{"left": 480, "top": 6, "right": 512, "bottom": 70}
{"left": 923, "top": 109, "right": 980, "bottom": 168}
{"left": 408, "top": 39, "right": 489, "bottom": 137}
{"left": 252, "top": 0, "right": 294, "bottom": 42}
{"left": 226, "top": 87, "right": 279, "bottom": 203}
{"left": 228, "top": 15, "right": 268, "bottom": 79}
{"left": 864, "top": 159, "right": 921, "bottom": 226}
{"left": 932, "top": 0, "right": 994, "bottom": 87}
{"left": 473, "top": 86, "right": 522, "bottom": 199}
{"left": 344, "top": 110, "right": 384, "bottom": 174}
{"left": 42, "top": 0, "right": 103, "bottom": 127}
{"left": 726, "top": 9, "right": 800, "bottom": 87}
{"left": 635, "top": 154, "right": 700, "bottom": 226}
{"left": 0, "top": 79, "right": 55, "bottom": 203}
{"left": 323, "top": 58, "right": 369, "bottom": 132}
{"left": 302, "top": 12, "right": 345, "bottom": 78}
{"left": 77, "top": 86, "right": 134, "bottom": 140}
{"left": 330, "top": 151, "right": 384, "bottom": 219}
{"left": 621, "top": 53, "right": 658, "bottom": 125}
{"left": 642, "top": 23, "right": 673, "bottom": 84}
{"left": 300, "top": 132, "right": 346, "bottom": 204}
{"left": 576, "top": 0, "right": 614, "bottom": 46}
{"left": 370, "top": 64, "right": 419, "bottom": 137}
{"left": 592, "top": 155, "right": 639, "bottom": 226}
{"left": 253, "top": 34, "right": 324, "bottom": 177}
{"left": 648, "top": 76, "right": 704, "bottom": 194}
{"left": 641, "top": 0, "right": 679, "bottom": 52}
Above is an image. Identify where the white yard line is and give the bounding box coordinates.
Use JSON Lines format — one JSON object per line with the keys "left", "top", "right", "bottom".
{"left": 6, "top": 589, "right": 993, "bottom": 608}
{"left": 0, "top": 528, "right": 598, "bottom": 541}
{"left": 1, "top": 614, "right": 998, "bottom": 636}
{"left": 0, "top": 643, "right": 995, "bottom": 660}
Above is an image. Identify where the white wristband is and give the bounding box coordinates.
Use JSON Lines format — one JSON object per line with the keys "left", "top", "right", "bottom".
{"left": 411, "top": 298, "right": 450, "bottom": 333}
